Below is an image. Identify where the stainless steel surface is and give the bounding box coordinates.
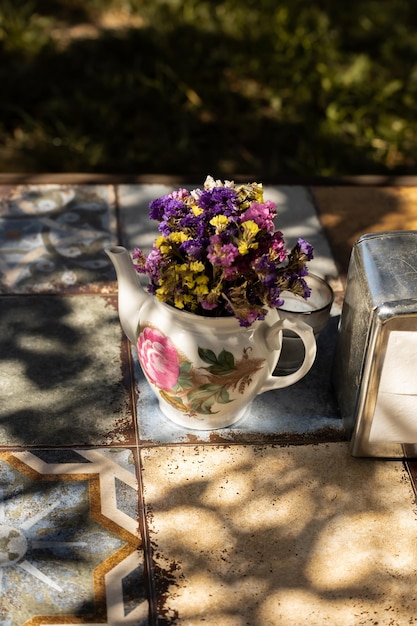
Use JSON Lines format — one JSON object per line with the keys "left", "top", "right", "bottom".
{"left": 333, "top": 231, "right": 417, "bottom": 458}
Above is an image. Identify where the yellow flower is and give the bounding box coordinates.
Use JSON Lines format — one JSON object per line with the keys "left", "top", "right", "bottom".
{"left": 241, "top": 220, "right": 260, "bottom": 237}
{"left": 183, "top": 275, "right": 195, "bottom": 289}
{"left": 235, "top": 182, "right": 264, "bottom": 207}
{"left": 155, "top": 235, "right": 167, "bottom": 248}
{"left": 190, "top": 261, "right": 205, "bottom": 273}
{"left": 252, "top": 183, "right": 264, "bottom": 203}
{"left": 238, "top": 241, "right": 250, "bottom": 255}
{"left": 209, "top": 215, "right": 229, "bottom": 231}
{"left": 155, "top": 285, "right": 170, "bottom": 300}
{"left": 174, "top": 296, "right": 185, "bottom": 309}
{"left": 155, "top": 235, "right": 173, "bottom": 255}
{"left": 194, "top": 274, "right": 209, "bottom": 296}
{"left": 175, "top": 293, "right": 197, "bottom": 310}
{"left": 191, "top": 205, "right": 204, "bottom": 216}
{"left": 169, "top": 231, "right": 189, "bottom": 244}
{"left": 237, "top": 220, "right": 260, "bottom": 255}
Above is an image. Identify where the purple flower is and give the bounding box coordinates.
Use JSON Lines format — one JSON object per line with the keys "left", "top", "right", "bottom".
{"left": 179, "top": 239, "right": 204, "bottom": 260}
{"left": 269, "top": 233, "right": 288, "bottom": 262}
{"left": 238, "top": 309, "right": 266, "bottom": 328}
{"left": 198, "top": 187, "right": 238, "bottom": 217}
{"left": 149, "top": 196, "right": 186, "bottom": 235}
{"left": 296, "top": 238, "right": 314, "bottom": 261}
{"left": 132, "top": 247, "right": 147, "bottom": 273}
{"left": 264, "top": 281, "right": 284, "bottom": 307}
{"left": 132, "top": 177, "right": 314, "bottom": 326}
{"left": 170, "top": 188, "right": 189, "bottom": 201}
{"left": 179, "top": 213, "right": 198, "bottom": 229}
{"left": 200, "top": 299, "right": 220, "bottom": 311}
{"left": 145, "top": 247, "right": 164, "bottom": 283}
{"left": 148, "top": 197, "right": 166, "bottom": 221}
{"left": 252, "top": 255, "right": 276, "bottom": 285}
{"left": 300, "top": 277, "right": 312, "bottom": 299}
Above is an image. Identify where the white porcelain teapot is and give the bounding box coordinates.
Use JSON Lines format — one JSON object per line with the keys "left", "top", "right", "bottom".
{"left": 106, "top": 246, "right": 317, "bottom": 430}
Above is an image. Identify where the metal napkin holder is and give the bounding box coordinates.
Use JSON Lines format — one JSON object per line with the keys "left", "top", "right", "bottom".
{"left": 333, "top": 231, "right": 417, "bottom": 458}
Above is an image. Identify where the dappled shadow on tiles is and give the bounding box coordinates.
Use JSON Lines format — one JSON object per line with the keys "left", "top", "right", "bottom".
{"left": 141, "top": 443, "right": 415, "bottom": 625}
{"left": 0, "top": 295, "right": 136, "bottom": 447}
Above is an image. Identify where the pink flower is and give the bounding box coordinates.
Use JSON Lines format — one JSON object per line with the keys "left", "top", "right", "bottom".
{"left": 169, "top": 188, "right": 189, "bottom": 200}
{"left": 137, "top": 327, "right": 180, "bottom": 390}
{"left": 241, "top": 201, "right": 276, "bottom": 233}
{"left": 207, "top": 240, "right": 239, "bottom": 268}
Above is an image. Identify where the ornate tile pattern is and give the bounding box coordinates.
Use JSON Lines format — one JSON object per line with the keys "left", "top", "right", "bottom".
{"left": 0, "top": 185, "right": 117, "bottom": 293}
{"left": 0, "top": 448, "right": 147, "bottom": 626}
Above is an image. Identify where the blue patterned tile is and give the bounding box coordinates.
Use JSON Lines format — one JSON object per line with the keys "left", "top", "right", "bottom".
{"left": 0, "top": 448, "right": 148, "bottom": 625}
{"left": 0, "top": 185, "right": 117, "bottom": 293}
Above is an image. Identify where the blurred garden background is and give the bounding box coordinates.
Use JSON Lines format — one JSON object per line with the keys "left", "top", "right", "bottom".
{"left": 1, "top": 0, "right": 416, "bottom": 178}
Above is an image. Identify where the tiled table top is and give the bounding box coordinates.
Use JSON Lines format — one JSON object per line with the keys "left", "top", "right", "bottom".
{"left": 0, "top": 179, "right": 416, "bottom": 625}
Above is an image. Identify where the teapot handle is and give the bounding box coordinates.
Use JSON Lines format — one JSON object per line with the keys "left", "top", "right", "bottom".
{"left": 259, "top": 317, "right": 317, "bottom": 393}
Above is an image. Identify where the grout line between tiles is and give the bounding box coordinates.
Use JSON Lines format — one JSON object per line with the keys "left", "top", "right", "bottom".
{"left": 135, "top": 446, "right": 159, "bottom": 626}
{"left": 404, "top": 460, "right": 417, "bottom": 502}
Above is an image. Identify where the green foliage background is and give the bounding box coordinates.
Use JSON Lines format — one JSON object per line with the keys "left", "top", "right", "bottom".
{"left": 1, "top": 0, "right": 416, "bottom": 176}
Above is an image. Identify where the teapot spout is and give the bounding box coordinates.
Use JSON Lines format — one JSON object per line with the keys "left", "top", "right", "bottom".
{"left": 105, "top": 246, "right": 148, "bottom": 344}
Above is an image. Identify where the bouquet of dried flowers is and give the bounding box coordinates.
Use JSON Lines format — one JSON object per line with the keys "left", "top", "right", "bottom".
{"left": 132, "top": 176, "right": 313, "bottom": 327}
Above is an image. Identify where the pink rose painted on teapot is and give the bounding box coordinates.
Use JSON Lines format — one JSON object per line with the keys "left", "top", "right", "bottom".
{"left": 137, "top": 327, "right": 180, "bottom": 390}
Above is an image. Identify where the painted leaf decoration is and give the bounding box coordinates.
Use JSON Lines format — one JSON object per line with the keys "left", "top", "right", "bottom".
{"left": 217, "top": 349, "right": 235, "bottom": 370}
{"left": 172, "top": 361, "right": 194, "bottom": 390}
{"left": 159, "top": 391, "right": 188, "bottom": 413}
{"left": 175, "top": 374, "right": 194, "bottom": 390}
{"left": 189, "top": 383, "right": 232, "bottom": 414}
{"left": 156, "top": 345, "right": 264, "bottom": 418}
{"left": 219, "top": 387, "right": 230, "bottom": 404}
{"left": 191, "top": 397, "right": 217, "bottom": 415}
{"left": 198, "top": 347, "right": 235, "bottom": 375}
{"left": 198, "top": 347, "right": 218, "bottom": 364}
